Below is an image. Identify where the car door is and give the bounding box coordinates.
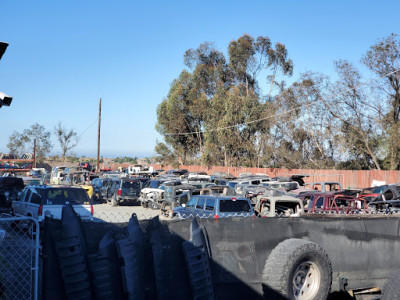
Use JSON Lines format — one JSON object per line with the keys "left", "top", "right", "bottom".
{"left": 194, "top": 197, "right": 206, "bottom": 217}
{"left": 100, "top": 180, "right": 110, "bottom": 198}
{"left": 312, "top": 196, "right": 325, "bottom": 213}
{"left": 12, "top": 188, "right": 29, "bottom": 215}
{"left": 28, "top": 191, "right": 42, "bottom": 219}
{"left": 109, "top": 180, "right": 120, "bottom": 198}
{"left": 18, "top": 189, "right": 33, "bottom": 216}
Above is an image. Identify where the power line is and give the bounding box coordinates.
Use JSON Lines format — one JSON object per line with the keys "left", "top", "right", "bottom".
{"left": 165, "top": 68, "right": 400, "bottom": 136}
{"left": 78, "top": 117, "right": 100, "bottom": 138}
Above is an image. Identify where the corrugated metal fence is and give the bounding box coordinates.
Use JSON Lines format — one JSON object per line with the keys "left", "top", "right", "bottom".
{"left": 102, "top": 163, "right": 400, "bottom": 189}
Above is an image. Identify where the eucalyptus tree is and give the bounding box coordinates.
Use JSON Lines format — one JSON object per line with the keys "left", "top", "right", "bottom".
{"left": 362, "top": 34, "right": 400, "bottom": 169}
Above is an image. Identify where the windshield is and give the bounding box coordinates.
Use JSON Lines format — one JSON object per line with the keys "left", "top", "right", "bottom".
{"left": 43, "top": 188, "right": 90, "bottom": 205}
{"left": 149, "top": 181, "right": 160, "bottom": 188}
{"left": 186, "top": 197, "right": 197, "bottom": 208}
{"left": 219, "top": 199, "right": 251, "bottom": 213}
{"left": 371, "top": 185, "right": 387, "bottom": 194}
{"left": 227, "top": 182, "right": 238, "bottom": 189}
{"left": 164, "top": 187, "right": 173, "bottom": 199}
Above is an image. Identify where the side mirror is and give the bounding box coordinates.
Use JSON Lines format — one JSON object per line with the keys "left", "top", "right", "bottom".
{"left": 0, "top": 42, "right": 8, "bottom": 60}
{"left": 0, "top": 92, "right": 12, "bottom": 107}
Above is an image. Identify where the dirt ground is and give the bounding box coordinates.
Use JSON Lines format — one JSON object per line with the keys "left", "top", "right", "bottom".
{"left": 92, "top": 203, "right": 160, "bottom": 222}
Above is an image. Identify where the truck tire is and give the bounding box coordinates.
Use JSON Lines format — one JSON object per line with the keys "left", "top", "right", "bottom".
{"left": 111, "top": 195, "right": 118, "bottom": 207}
{"left": 262, "top": 238, "right": 332, "bottom": 300}
{"left": 382, "top": 270, "right": 400, "bottom": 300}
{"left": 160, "top": 202, "right": 173, "bottom": 218}
{"left": 150, "top": 202, "right": 159, "bottom": 210}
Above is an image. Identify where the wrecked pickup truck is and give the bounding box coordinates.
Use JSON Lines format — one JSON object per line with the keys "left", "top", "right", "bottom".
{"left": 302, "top": 192, "right": 370, "bottom": 214}
{"left": 43, "top": 206, "right": 400, "bottom": 300}
{"left": 159, "top": 182, "right": 196, "bottom": 217}
{"left": 253, "top": 189, "right": 304, "bottom": 217}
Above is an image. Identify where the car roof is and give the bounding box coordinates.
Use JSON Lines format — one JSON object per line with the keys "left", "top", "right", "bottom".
{"left": 305, "top": 182, "right": 341, "bottom": 185}
{"left": 31, "top": 185, "right": 85, "bottom": 190}
{"left": 192, "top": 195, "right": 248, "bottom": 200}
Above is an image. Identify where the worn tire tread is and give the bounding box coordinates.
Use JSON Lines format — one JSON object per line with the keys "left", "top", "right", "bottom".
{"left": 262, "top": 238, "right": 332, "bottom": 300}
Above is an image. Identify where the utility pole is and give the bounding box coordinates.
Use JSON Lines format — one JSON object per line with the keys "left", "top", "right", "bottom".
{"left": 33, "top": 139, "right": 36, "bottom": 168}
{"left": 96, "top": 98, "right": 102, "bottom": 174}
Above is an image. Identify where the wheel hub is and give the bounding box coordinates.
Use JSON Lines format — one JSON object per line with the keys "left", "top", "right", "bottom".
{"left": 292, "top": 261, "right": 321, "bottom": 300}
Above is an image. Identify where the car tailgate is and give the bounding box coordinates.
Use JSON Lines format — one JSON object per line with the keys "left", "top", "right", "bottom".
{"left": 42, "top": 204, "right": 93, "bottom": 220}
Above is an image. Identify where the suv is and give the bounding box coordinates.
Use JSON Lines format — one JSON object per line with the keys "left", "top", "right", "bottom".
{"left": 107, "top": 178, "right": 143, "bottom": 206}
{"left": 12, "top": 185, "right": 93, "bottom": 221}
{"left": 172, "top": 195, "right": 254, "bottom": 219}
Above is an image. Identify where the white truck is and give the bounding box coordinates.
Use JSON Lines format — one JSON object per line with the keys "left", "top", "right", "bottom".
{"left": 128, "top": 165, "right": 154, "bottom": 176}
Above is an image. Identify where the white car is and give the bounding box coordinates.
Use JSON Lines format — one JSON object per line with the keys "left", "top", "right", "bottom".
{"left": 12, "top": 185, "right": 93, "bottom": 221}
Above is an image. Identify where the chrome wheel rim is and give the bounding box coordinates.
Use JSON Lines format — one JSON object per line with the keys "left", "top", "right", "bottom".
{"left": 292, "top": 261, "right": 321, "bottom": 300}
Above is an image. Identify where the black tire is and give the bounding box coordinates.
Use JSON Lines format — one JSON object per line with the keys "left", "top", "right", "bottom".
{"left": 111, "top": 195, "right": 118, "bottom": 207}
{"left": 160, "top": 202, "right": 172, "bottom": 218}
{"left": 382, "top": 270, "right": 400, "bottom": 300}
{"left": 262, "top": 238, "right": 332, "bottom": 300}
{"left": 150, "top": 202, "right": 160, "bottom": 210}
{"left": 141, "top": 201, "right": 148, "bottom": 208}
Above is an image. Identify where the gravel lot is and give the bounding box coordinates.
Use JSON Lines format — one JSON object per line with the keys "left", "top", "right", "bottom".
{"left": 92, "top": 203, "right": 160, "bottom": 222}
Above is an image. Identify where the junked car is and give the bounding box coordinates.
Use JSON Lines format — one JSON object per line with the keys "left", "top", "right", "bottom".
{"left": 301, "top": 192, "right": 366, "bottom": 214}
{"left": 12, "top": 185, "right": 93, "bottom": 221}
{"left": 260, "top": 181, "right": 300, "bottom": 192}
{"left": 197, "top": 185, "right": 236, "bottom": 196}
{"left": 368, "top": 184, "right": 400, "bottom": 213}
{"left": 304, "top": 181, "right": 343, "bottom": 192}
{"left": 172, "top": 195, "right": 254, "bottom": 219}
{"left": 105, "top": 178, "right": 143, "bottom": 206}
{"left": 159, "top": 183, "right": 197, "bottom": 217}
{"left": 254, "top": 190, "right": 304, "bottom": 217}
{"left": 139, "top": 179, "right": 172, "bottom": 209}
{"left": 227, "top": 176, "right": 270, "bottom": 190}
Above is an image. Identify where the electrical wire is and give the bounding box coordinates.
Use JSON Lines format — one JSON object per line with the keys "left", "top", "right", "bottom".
{"left": 78, "top": 117, "right": 100, "bottom": 138}
{"left": 165, "top": 68, "right": 400, "bottom": 136}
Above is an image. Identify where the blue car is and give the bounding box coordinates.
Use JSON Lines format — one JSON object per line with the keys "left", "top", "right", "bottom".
{"left": 172, "top": 195, "right": 254, "bottom": 219}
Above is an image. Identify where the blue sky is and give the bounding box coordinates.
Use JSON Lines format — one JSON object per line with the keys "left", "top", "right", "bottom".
{"left": 0, "top": 0, "right": 399, "bottom": 158}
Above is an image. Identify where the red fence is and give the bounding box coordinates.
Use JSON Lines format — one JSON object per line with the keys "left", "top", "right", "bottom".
{"left": 101, "top": 163, "right": 400, "bottom": 189}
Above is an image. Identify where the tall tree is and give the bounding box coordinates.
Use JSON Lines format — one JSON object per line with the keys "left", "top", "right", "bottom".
{"left": 54, "top": 122, "right": 79, "bottom": 160}
{"left": 362, "top": 34, "right": 400, "bottom": 169}
{"left": 156, "top": 34, "right": 293, "bottom": 167}
{"left": 155, "top": 71, "right": 202, "bottom": 165}
{"left": 7, "top": 123, "right": 52, "bottom": 162}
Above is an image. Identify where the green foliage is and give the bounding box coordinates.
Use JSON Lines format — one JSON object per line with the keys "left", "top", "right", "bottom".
{"left": 156, "top": 34, "right": 293, "bottom": 167}
{"left": 155, "top": 33, "right": 400, "bottom": 170}
{"left": 113, "top": 157, "right": 138, "bottom": 164}
{"left": 7, "top": 123, "right": 52, "bottom": 162}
